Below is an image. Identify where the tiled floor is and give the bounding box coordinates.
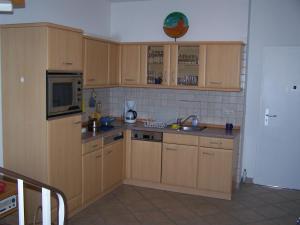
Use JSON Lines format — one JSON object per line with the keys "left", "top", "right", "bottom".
{"left": 68, "top": 184, "right": 300, "bottom": 225}
{"left": 1, "top": 184, "right": 300, "bottom": 225}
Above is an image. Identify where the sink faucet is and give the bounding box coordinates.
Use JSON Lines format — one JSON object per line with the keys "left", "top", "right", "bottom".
{"left": 177, "top": 115, "right": 198, "bottom": 127}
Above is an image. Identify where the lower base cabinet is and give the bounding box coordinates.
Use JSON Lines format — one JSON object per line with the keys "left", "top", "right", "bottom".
{"left": 103, "top": 140, "right": 123, "bottom": 191}
{"left": 162, "top": 143, "right": 198, "bottom": 188}
{"left": 82, "top": 150, "right": 102, "bottom": 205}
{"left": 131, "top": 140, "right": 162, "bottom": 183}
{"left": 198, "top": 147, "right": 233, "bottom": 193}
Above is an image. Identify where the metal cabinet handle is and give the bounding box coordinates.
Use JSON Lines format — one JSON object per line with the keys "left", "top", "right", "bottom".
{"left": 202, "top": 152, "right": 215, "bottom": 156}
{"left": 209, "top": 81, "right": 222, "bottom": 85}
{"left": 166, "top": 148, "right": 177, "bottom": 151}
{"left": 105, "top": 150, "right": 113, "bottom": 155}
{"left": 73, "top": 121, "right": 81, "bottom": 125}
{"left": 63, "top": 62, "right": 73, "bottom": 65}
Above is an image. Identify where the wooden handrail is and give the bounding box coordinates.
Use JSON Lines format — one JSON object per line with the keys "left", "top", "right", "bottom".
{"left": 0, "top": 166, "right": 68, "bottom": 225}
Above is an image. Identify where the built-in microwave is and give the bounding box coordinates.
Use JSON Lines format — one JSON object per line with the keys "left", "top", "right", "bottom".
{"left": 46, "top": 71, "right": 82, "bottom": 119}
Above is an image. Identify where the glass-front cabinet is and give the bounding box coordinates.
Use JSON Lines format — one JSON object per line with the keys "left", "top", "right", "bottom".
{"left": 170, "top": 44, "right": 205, "bottom": 88}
{"left": 144, "top": 45, "right": 170, "bottom": 86}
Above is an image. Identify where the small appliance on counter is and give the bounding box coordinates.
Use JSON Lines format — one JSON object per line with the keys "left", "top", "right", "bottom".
{"left": 87, "top": 116, "right": 116, "bottom": 132}
{"left": 124, "top": 100, "right": 137, "bottom": 123}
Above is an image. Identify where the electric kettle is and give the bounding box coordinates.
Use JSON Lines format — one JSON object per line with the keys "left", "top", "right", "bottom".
{"left": 125, "top": 109, "right": 137, "bottom": 123}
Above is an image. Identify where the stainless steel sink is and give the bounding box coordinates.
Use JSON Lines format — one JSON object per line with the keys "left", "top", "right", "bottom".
{"left": 179, "top": 126, "right": 207, "bottom": 132}
{"left": 167, "top": 125, "right": 206, "bottom": 132}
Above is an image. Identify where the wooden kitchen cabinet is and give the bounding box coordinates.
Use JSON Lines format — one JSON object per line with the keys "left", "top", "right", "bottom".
{"left": 170, "top": 44, "right": 206, "bottom": 88}
{"left": 121, "top": 44, "right": 141, "bottom": 85}
{"left": 205, "top": 44, "right": 242, "bottom": 89}
{"left": 48, "top": 115, "right": 82, "bottom": 213}
{"left": 109, "top": 43, "right": 121, "bottom": 85}
{"left": 131, "top": 140, "right": 162, "bottom": 183}
{"left": 140, "top": 45, "right": 171, "bottom": 85}
{"left": 198, "top": 147, "right": 233, "bottom": 193}
{"left": 83, "top": 37, "right": 109, "bottom": 86}
{"left": 162, "top": 143, "right": 198, "bottom": 188}
{"left": 48, "top": 27, "right": 83, "bottom": 71}
{"left": 102, "top": 140, "right": 124, "bottom": 191}
{"left": 82, "top": 149, "right": 102, "bottom": 205}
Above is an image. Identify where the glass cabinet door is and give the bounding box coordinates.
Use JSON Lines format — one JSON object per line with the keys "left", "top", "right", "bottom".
{"left": 177, "top": 46, "right": 200, "bottom": 86}
{"left": 147, "top": 46, "right": 169, "bottom": 85}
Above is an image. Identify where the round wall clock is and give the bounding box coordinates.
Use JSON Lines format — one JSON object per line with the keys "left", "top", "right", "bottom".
{"left": 163, "top": 12, "right": 189, "bottom": 40}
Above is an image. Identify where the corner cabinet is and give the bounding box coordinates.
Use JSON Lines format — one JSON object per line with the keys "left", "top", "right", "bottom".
{"left": 48, "top": 27, "right": 83, "bottom": 71}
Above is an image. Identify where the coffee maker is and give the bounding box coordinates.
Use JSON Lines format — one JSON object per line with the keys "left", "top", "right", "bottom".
{"left": 124, "top": 100, "right": 137, "bottom": 123}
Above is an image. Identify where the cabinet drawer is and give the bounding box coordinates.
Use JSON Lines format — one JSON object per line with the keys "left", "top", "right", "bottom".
{"left": 199, "top": 136, "right": 233, "bottom": 149}
{"left": 163, "top": 133, "right": 198, "bottom": 146}
{"left": 82, "top": 139, "right": 103, "bottom": 155}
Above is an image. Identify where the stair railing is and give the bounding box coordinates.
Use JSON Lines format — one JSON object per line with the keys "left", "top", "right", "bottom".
{"left": 0, "top": 167, "right": 67, "bottom": 225}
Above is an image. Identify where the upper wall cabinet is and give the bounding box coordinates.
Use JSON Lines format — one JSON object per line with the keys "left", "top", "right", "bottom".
{"left": 170, "top": 44, "right": 206, "bottom": 88}
{"left": 48, "top": 27, "right": 83, "bottom": 71}
{"left": 109, "top": 43, "right": 121, "bottom": 85}
{"left": 121, "top": 44, "right": 141, "bottom": 85}
{"left": 120, "top": 42, "right": 243, "bottom": 91}
{"left": 84, "top": 37, "right": 109, "bottom": 86}
{"left": 205, "top": 44, "right": 242, "bottom": 89}
{"left": 140, "top": 45, "right": 170, "bottom": 86}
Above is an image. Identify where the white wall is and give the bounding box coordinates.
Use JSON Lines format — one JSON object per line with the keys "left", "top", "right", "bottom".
{"left": 243, "top": 0, "right": 300, "bottom": 178}
{"left": 0, "top": 0, "right": 111, "bottom": 37}
{"left": 111, "top": 0, "right": 249, "bottom": 42}
{"left": 0, "top": 0, "right": 112, "bottom": 166}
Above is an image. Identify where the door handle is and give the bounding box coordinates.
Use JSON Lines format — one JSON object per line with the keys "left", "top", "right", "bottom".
{"left": 265, "top": 114, "right": 277, "bottom": 118}
{"left": 264, "top": 108, "right": 277, "bottom": 126}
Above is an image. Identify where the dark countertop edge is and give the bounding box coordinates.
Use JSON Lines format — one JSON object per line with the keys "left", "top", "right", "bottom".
{"left": 82, "top": 123, "right": 240, "bottom": 143}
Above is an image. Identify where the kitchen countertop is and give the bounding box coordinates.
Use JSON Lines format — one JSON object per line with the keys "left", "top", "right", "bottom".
{"left": 82, "top": 121, "right": 240, "bottom": 143}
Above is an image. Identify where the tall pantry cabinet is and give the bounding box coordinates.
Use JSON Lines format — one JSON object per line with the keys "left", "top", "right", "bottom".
{"left": 1, "top": 23, "right": 83, "bottom": 221}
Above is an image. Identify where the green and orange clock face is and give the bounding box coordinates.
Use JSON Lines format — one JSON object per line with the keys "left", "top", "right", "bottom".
{"left": 163, "top": 12, "right": 189, "bottom": 39}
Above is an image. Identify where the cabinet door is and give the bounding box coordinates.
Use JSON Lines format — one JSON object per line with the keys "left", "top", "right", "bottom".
{"left": 48, "top": 115, "right": 82, "bottom": 212}
{"left": 82, "top": 150, "right": 102, "bottom": 205}
{"left": 162, "top": 144, "right": 198, "bottom": 188}
{"left": 170, "top": 45, "right": 206, "bottom": 88}
{"left": 103, "top": 140, "right": 123, "bottom": 191}
{"left": 84, "top": 38, "right": 109, "bottom": 86}
{"left": 142, "top": 45, "right": 170, "bottom": 86}
{"left": 131, "top": 140, "right": 162, "bottom": 183}
{"left": 48, "top": 27, "right": 83, "bottom": 71}
{"left": 109, "top": 43, "right": 121, "bottom": 85}
{"left": 205, "top": 44, "right": 242, "bottom": 89}
{"left": 121, "top": 45, "right": 141, "bottom": 84}
{"left": 198, "top": 147, "right": 233, "bottom": 193}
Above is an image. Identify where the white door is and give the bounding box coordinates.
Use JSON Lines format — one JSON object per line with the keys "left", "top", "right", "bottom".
{"left": 255, "top": 47, "right": 300, "bottom": 189}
